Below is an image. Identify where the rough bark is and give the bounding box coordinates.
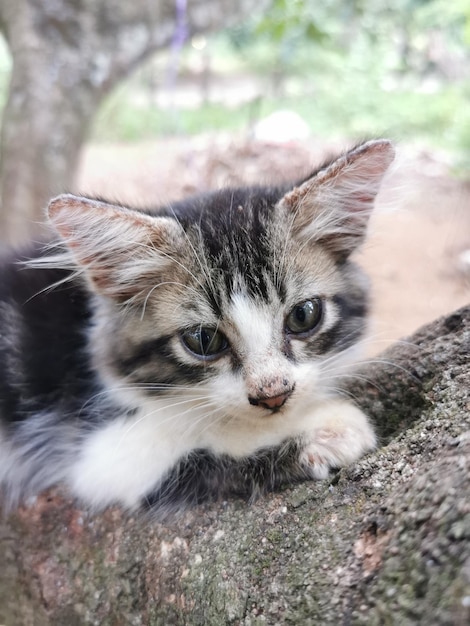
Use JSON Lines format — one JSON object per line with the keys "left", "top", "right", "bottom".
{"left": 0, "top": 305, "right": 469, "bottom": 625}
{"left": 0, "top": 0, "right": 263, "bottom": 245}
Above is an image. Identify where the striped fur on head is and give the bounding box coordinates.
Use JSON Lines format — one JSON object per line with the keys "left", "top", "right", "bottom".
{"left": 0, "top": 139, "right": 394, "bottom": 511}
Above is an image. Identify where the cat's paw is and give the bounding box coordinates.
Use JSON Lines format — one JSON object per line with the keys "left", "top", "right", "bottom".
{"left": 299, "top": 401, "right": 376, "bottom": 479}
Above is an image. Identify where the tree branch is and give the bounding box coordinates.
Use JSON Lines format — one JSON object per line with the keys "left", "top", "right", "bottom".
{"left": 1, "top": 305, "right": 469, "bottom": 625}
{"left": 0, "top": 0, "right": 267, "bottom": 244}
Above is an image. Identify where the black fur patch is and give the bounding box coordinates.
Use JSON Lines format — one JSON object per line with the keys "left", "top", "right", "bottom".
{"left": 151, "top": 186, "right": 290, "bottom": 303}
{"left": 142, "top": 440, "right": 309, "bottom": 511}
{"left": 115, "top": 335, "right": 209, "bottom": 388}
{"left": 0, "top": 247, "right": 100, "bottom": 423}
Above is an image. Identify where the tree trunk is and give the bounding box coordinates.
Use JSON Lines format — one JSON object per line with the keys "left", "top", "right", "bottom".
{"left": 1, "top": 305, "right": 469, "bottom": 625}
{"left": 0, "top": 0, "right": 263, "bottom": 246}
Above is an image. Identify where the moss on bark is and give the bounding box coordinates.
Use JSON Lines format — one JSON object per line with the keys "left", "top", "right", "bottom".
{"left": 1, "top": 306, "right": 469, "bottom": 625}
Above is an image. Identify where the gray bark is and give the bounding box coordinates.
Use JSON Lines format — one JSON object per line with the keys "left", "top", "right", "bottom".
{"left": 1, "top": 305, "right": 469, "bottom": 625}
{"left": 0, "top": 0, "right": 263, "bottom": 245}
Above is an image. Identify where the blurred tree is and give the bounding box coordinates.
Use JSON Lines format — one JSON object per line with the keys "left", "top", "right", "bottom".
{"left": 229, "top": 0, "right": 470, "bottom": 92}
{"left": 0, "top": 0, "right": 266, "bottom": 245}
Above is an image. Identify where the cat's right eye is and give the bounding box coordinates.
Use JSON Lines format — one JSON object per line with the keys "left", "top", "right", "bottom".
{"left": 180, "top": 326, "right": 229, "bottom": 360}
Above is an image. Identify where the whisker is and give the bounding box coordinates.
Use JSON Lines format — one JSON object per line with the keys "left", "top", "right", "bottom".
{"left": 320, "top": 385, "right": 363, "bottom": 403}
{"left": 77, "top": 383, "right": 209, "bottom": 416}
{"left": 323, "top": 372, "right": 386, "bottom": 395}
{"left": 356, "top": 358, "right": 417, "bottom": 380}
{"left": 114, "top": 398, "right": 218, "bottom": 449}
{"left": 166, "top": 204, "right": 217, "bottom": 302}
{"left": 139, "top": 281, "right": 202, "bottom": 320}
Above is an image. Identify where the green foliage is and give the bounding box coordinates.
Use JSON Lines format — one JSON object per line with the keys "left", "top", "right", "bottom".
{"left": 254, "top": 0, "right": 330, "bottom": 43}
{"left": 93, "top": 89, "right": 256, "bottom": 141}
{"left": 93, "top": 75, "right": 470, "bottom": 155}
{"left": 90, "top": 0, "right": 470, "bottom": 156}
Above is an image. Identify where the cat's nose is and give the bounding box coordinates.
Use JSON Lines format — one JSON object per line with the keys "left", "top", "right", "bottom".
{"left": 248, "top": 389, "right": 294, "bottom": 412}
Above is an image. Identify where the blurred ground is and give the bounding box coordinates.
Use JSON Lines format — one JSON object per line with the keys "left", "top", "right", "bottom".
{"left": 76, "top": 136, "right": 470, "bottom": 356}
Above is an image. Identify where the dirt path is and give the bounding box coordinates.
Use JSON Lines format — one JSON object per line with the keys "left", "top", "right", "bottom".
{"left": 77, "top": 136, "right": 470, "bottom": 355}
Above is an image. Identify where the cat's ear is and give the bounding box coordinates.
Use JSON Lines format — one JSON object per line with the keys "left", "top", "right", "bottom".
{"left": 278, "top": 139, "right": 395, "bottom": 259}
{"left": 48, "top": 194, "right": 184, "bottom": 302}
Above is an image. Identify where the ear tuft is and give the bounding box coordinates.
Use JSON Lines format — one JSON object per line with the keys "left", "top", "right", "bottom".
{"left": 48, "top": 194, "right": 183, "bottom": 302}
{"left": 279, "top": 139, "right": 395, "bottom": 258}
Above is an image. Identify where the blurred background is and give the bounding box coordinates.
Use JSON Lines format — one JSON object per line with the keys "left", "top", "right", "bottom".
{"left": 0, "top": 0, "right": 469, "bottom": 353}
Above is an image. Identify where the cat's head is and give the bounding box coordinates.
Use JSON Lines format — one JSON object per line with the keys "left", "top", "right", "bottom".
{"left": 48, "top": 140, "right": 394, "bottom": 441}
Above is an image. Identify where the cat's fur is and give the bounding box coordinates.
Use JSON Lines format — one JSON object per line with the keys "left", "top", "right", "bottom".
{"left": 0, "top": 139, "right": 394, "bottom": 512}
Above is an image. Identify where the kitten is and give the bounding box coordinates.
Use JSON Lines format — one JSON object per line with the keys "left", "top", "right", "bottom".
{"left": 0, "top": 139, "right": 394, "bottom": 512}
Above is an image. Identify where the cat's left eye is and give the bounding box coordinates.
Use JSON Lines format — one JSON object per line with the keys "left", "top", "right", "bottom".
{"left": 180, "top": 326, "right": 229, "bottom": 360}
{"left": 286, "top": 298, "right": 323, "bottom": 336}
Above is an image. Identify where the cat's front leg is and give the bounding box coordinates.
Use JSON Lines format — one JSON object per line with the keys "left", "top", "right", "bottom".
{"left": 298, "top": 400, "right": 376, "bottom": 479}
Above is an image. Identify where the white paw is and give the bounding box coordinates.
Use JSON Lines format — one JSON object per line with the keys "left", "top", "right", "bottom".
{"left": 298, "top": 401, "right": 376, "bottom": 479}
